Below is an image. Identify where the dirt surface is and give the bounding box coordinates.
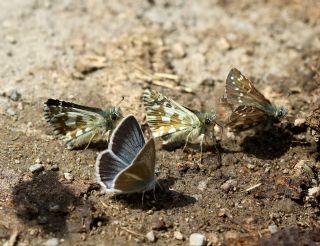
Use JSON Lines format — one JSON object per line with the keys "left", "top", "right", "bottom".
{"left": 0, "top": 0, "right": 320, "bottom": 245}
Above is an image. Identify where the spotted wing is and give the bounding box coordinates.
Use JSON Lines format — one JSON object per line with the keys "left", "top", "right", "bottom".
{"left": 143, "top": 89, "right": 200, "bottom": 139}
{"left": 226, "top": 105, "right": 269, "bottom": 131}
{"left": 44, "top": 99, "right": 107, "bottom": 149}
{"left": 226, "top": 68, "right": 272, "bottom": 110}
{"left": 95, "top": 115, "right": 155, "bottom": 193}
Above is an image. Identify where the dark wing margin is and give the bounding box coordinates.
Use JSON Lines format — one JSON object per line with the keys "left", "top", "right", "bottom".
{"left": 109, "top": 115, "right": 145, "bottom": 165}
{"left": 114, "top": 138, "right": 156, "bottom": 193}
{"left": 95, "top": 150, "right": 128, "bottom": 189}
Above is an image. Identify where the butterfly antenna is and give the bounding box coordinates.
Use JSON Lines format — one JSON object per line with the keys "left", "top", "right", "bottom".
{"left": 199, "top": 134, "right": 205, "bottom": 164}
{"left": 116, "top": 96, "right": 125, "bottom": 107}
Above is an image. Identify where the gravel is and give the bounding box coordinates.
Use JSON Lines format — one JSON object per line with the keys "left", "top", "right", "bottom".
{"left": 146, "top": 230, "right": 156, "bottom": 242}
{"left": 189, "top": 233, "right": 206, "bottom": 246}
{"left": 29, "top": 163, "right": 44, "bottom": 173}
{"left": 44, "top": 238, "right": 59, "bottom": 246}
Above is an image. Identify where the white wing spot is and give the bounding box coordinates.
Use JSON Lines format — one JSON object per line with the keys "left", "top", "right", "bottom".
{"left": 238, "top": 99, "right": 243, "bottom": 103}
{"left": 239, "top": 93, "right": 244, "bottom": 97}
{"left": 168, "top": 127, "right": 176, "bottom": 134}
{"left": 239, "top": 75, "right": 243, "bottom": 81}
{"left": 235, "top": 88, "right": 240, "bottom": 91}
{"left": 76, "top": 130, "right": 83, "bottom": 137}
{"left": 161, "top": 116, "right": 171, "bottom": 122}
{"left": 230, "top": 76, "right": 234, "bottom": 79}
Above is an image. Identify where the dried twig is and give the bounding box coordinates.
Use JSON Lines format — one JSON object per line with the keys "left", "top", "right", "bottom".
{"left": 120, "top": 226, "right": 145, "bottom": 239}
{"left": 244, "top": 183, "right": 262, "bottom": 193}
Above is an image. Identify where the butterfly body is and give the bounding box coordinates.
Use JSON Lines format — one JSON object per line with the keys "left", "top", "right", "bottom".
{"left": 225, "top": 68, "right": 288, "bottom": 131}
{"left": 143, "top": 89, "right": 219, "bottom": 154}
{"left": 44, "top": 99, "right": 123, "bottom": 149}
{"left": 96, "top": 115, "right": 156, "bottom": 194}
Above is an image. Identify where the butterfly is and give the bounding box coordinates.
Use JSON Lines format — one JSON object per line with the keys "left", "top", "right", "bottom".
{"left": 44, "top": 99, "right": 123, "bottom": 149}
{"left": 143, "top": 89, "right": 221, "bottom": 160}
{"left": 225, "top": 68, "right": 288, "bottom": 131}
{"left": 95, "top": 115, "right": 156, "bottom": 194}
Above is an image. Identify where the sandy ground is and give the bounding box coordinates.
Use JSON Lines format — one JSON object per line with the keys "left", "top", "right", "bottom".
{"left": 0, "top": 0, "right": 320, "bottom": 245}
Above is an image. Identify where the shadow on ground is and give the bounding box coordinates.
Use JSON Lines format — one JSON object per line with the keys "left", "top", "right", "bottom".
{"left": 111, "top": 177, "right": 196, "bottom": 210}
{"left": 11, "top": 171, "right": 96, "bottom": 236}
{"left": 240, "top": 126, "right": 293, "bottom": 160}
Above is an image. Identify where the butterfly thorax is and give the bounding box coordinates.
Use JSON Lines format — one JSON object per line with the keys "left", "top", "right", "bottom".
{"left": 265, "top": 105, "right": 288, "bottom": 120}
{"left": 101, "top": 107, "right": 123, "bottom": 127}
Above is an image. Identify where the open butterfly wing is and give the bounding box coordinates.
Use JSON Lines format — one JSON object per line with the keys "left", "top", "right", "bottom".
{"left": 226, "top": 68, "right": 272, "bottom": 109}
{"left": 227, "top": 105, "right": 269, "bottom": 131}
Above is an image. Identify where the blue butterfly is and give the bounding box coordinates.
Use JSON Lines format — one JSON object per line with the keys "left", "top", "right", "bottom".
{"left": 95, "top": 115, "right": 156, "bottom": 194}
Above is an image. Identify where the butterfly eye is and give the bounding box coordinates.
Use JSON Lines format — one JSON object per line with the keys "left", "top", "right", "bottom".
{"left": 111, "top": 114, "right": 117, "bottom": 120}
{"left": 205, "top": 118, "right": 211, "bottom": 125}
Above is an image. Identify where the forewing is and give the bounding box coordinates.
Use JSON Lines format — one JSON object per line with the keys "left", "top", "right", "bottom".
{"left": 227, "top": 105, "right": 269, "bottom": 131}
{"left": 109, "top": 115, "right": 145, "bottom": 165}
{"left": 143, "top": 89, "right": 200, "bottom": 139}
{"left": 226, "top": 68, "right": 271, "bottom": 109}
{"left": 114, "top": 138, "right": 156, "bottom": 193}
{"left": 44, "top": 99, "right": 106, "bottom": 148}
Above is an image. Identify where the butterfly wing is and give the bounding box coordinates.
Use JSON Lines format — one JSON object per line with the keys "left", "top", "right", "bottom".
{"left": 226, "top": 68, "right": 272, "bottom": 110}
{"left": 44, "top": 99, "right": 109, "bottom": 149}
{"left": 113, "top": 138, "right": 156, "bottom": 193}
{"left": 96, "top": 115, "right": 155, "bottom": 194}
{"left": 143, "top": 89, "right": 201, "bottom": 142}
{"left": 227, "top": 105, "right": 269, "bottom": 131}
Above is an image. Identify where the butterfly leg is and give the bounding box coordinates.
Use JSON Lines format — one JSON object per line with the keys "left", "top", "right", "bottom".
{"left": 199, "top": 133, "right": 205, "bottom": 164}
{"left": 182, "top": 132, "right": 192, "bottom": 152}
{"left": 84, "top": 132, "right": 97, "bottom": 150}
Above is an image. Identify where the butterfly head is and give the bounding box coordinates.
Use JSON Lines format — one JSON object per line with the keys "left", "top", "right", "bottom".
{"left": 202, "top": 112, "right": 217, "bottom": 126}
{"left": 110, "top": 107, "right": 123, "bottom": 121}
{"left": 274, "top": 106, "right": 288, "bottom": 120}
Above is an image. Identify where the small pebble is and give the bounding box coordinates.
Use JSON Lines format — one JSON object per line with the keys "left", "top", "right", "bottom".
{"left": 44, "top": 238, "right": 59, "bottom": 246}
{"left": 189, "top": 233, "right": 206, "bottom": 246}
{"left": 197, "top": 180, "right": 207, "bottom": 191}
{"left": 51, "top": 164, "right": 59, "bottom": 171}
{"left": 8, "top": 89, "right": 21, "bottom": 101}
{"left": 207, "top": 232, "right": 219, "bottom": 245}
{"left": 64, "top": 172, "right": 74, "bottom": 181}
{"left": 268, "top": 224, "right": 278, "bottom": 234}
{"left": 247, "top": 163, "right": 255, "bottom": 170}
{"left": 172, "top": 43, "right": 186, "bottom": 58}
{"left": 220, "top": 179, "right": 237, "bottom": 192}
{"left": 29, "top": 163, "right": 44, "bottom": 173}
{"left": 174, "top": 231, "right": 183, "bottom": 240}
{"left": 6, "top": 107, "right": 16, "bottom": 116}
{"left": 216, "top": 37, "right": 231, "bottom": 51}
{"left": 151, "top": 218, "right": 167, "bottom": 231}
{"left": 294, "top": 118, "right": 306, "bottom": 127}
{"left": 224, "top": 231, "right": 239, "bottom": 240}
{"left": 146, "top": 231, "right": 156, "bottom": 242}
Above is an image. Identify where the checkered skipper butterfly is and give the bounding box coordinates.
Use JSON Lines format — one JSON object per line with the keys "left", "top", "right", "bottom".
{"left": 44, "top": 99, "right": 123, "bottom": 149}
{"left": 225, "top": 68, "right": 288, "bottom": 131}
{"left": 143, "top": 89, "right": 221, "bottom": 160}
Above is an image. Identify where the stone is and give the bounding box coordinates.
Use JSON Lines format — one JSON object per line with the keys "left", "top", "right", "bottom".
{"left": 268, "top": 224, "right": 278, "bottom": 234}
{"left": 64, "top": 172, "right": 74, "bottom": 181}
{"left": 29, "top": 163, "right": 44, "bottom": 173}
{"left": 44, "top": 238, "right": 59, "bottom": 246}
{"left": 174, "top": 231, "right": 183, "bottom": 240}
{"left": 189, "top": 233, "right": 206, "bottom": 246}
{"left": 146, "top": 230, "right": 156, "bottom": 242}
